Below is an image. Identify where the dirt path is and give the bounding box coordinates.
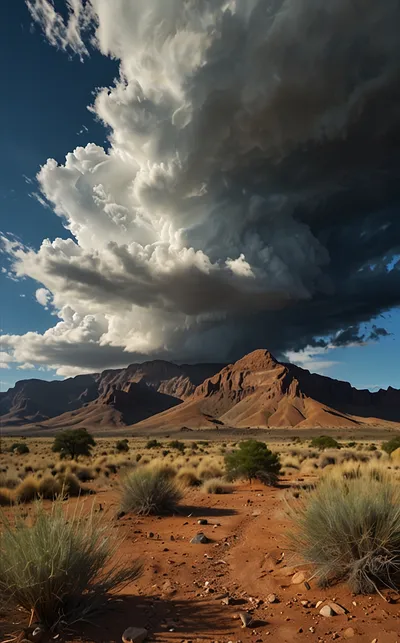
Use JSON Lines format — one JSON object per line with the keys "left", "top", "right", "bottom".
{"left": 63, "top": 479, "right": 400, "bottom": 643}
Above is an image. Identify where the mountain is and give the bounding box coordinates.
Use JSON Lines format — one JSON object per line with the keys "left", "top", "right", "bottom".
{"left": 133, "top": 349, "right": 400, "bottom": 431}
{"left": 0, "top": 361, "right": 224, "bottom": 429}
{"left": 1, "top": 349, "right": 400, "bottom": 432}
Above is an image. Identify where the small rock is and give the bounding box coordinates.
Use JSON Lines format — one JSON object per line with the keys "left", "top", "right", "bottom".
{"left": 316, "top": 600, "right": 323, "bottom": 608}
{"left": 252, "top": 510, "right": 261, "bottom": 516}
{"left": 190, "top": 532, "right": 210, "bottom": 544}
{"left": 267, "top": 593, "right": 279, "bottom": 604}
{"left": 304, "top": 581, "right": 311, "bottom": 590}
{"left": 320, "top": 605, "right": 335, "bottom": 617}
{"left": 122, "top": 627, "right": 148, "bottom": 643}
{"left": 309, "top": 627, "right": 315, "bottom": 633}
{"left": 343, "top": 628, "right": 355, "bottom": 639}
{"left": 170, "top": 535, "right": 175, "bottom": 541}
{"left": 328, "top": 601, "right": 347, "bottom": 615}
{"left": 222, "top": 596, "right": 231, "bottom": 605}
{"left": 237, "top": 612, "right": 252, "bottom": 628}
{"left": 292, "top": 572, "right": 306, "bottom": 584}
{"left": 198, "top": 519, "right": 208, "bottom": 525}
{"left": 300, "top": 600, "right": 309, "bottom": 607}
{"left": 147, "top": 532, "right": 154, "bottom": 538}
{"left": 371, "top": 639, "right": 378, "bottom": 643}
{"left": 298, "top": 628, "right": 303, "bottom": 634}
{"left": 332, "top": 634, "right": 339, "bottom": 640}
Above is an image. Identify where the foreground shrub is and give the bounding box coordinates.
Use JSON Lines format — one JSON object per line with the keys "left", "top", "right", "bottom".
{"left": 310, "top": 436, "right": 340, "bottom": 450}
{"left": 0, "top": 488, "right": 14, "bottom": 506}
{"left": 225, "top": 440, "right": 281, "bottom": 485}
{"left": 120, "top": 467, "right": 183, "bottom": 515}
{"left": 382, "top": 436, "right": 400, "bottom": 455}
{"left": 0, "top": 499, "right": 142, "bottom": 629}
{"left": 202, "top": 478, "right": 233, "bottom": 494}
{"left": 288, "top": 469, "right": 400, "bottom": 594}
{"left": 52, "top": 428, "right": 96, "bottom": 459}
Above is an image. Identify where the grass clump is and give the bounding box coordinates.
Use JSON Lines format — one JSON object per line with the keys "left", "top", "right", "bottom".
{"left": 310, "top": 435, "right": 340, "bottom": 450}
{"left": 176, "top": 467, "right": 200, "bottom": 487}
{"left": 225, "top": 439, "right": 281, "bottom": 485}
{"left": 288, "top": 468, "right": 400, "bottom": 594}
{"left": 0, "top": 498, "right": 142, "bottom": 630}
{"left": 120, "top": 467, "right": 183, "bottom": 515}
{"left": 202, "top": 478, "right": 233, "bottom": 494}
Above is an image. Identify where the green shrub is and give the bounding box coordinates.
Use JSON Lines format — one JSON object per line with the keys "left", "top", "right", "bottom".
{"left": 120, "top": 467, "right": 182, "bottom": 515}
{"left": 347, "top": 441, "right": 357, "bottom": 448}
{"left": 168, "top": 440, "right": 185, "bottom": 453}
{"left": 310, "top": 436, "right": 340, "bottom": 450}
{"left": 145, "top": 439, "right": 161, "bottom": 449}
{"left": 382, "top": 436, "right": 400, "bottom": 455}
{"left": 0, "top": 499, "right": 142, "bottom": 629}
{"left": 288, "top": 470, "right": 400, "bottom": 594}
{"left": 52, "top": 428, "right": 96, "bottom": 459}
{"left": 225, "top": 440, "right": 281, "bottom": 485}
{"left": 10, "top": 443, "right": 30, "bottom": 455}
{"left": 116, "top": 439, "right": 129, "bottom": 452}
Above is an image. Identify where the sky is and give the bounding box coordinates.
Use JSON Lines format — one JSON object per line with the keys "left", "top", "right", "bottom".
{"left": 1, "top": 0, "right": 400, "bottom": 393}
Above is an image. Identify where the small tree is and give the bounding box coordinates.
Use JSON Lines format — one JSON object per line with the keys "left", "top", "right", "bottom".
{"left": 310, "top": 436, "right": 340, "bottom": 450}
{"left": 10, "top": 443, "right": 30, "bottom": 455}
{"left": 116, "top": 439, "right": 129, "bottom": 452}
{"left": 52, "top": 428, "right": 96, "bottom": 459}
{"left": 382, "top": 436, "right": 400, "bottom": 455}
{"left": 225, "top": 440, "right": 281, "bottom": 485}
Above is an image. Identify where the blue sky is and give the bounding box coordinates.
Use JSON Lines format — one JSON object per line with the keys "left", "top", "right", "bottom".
{"left": 1, "top": 1, "right": 400, "bottom": 393}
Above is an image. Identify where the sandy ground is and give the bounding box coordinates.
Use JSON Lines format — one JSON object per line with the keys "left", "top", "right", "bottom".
{"left": 3, "top": 476, "right": 397, "bottom": 643}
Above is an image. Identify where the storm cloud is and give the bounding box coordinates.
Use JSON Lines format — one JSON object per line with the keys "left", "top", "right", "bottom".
{"left": 1, "top": 0, "right": 400, "bottom": 375}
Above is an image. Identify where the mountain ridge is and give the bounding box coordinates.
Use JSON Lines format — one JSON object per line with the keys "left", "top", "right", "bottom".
{"left": 1, "top": 349, "right": 399, "bottom": 431}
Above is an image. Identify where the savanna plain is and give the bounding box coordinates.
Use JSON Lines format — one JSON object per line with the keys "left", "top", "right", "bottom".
{"left": 0, "top": 431, "right": 400, "bottom": 643}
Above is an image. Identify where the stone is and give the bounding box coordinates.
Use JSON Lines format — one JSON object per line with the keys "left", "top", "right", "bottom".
{"left": 320, "top": 605, "right": 335, "bottom": 617}
{"left": 304, "top": 581, "right": 311, "bottom": 590}
{"left": 147, "top": 532, "right": 154, "bottom": 538}
{"left": 291, "top": 572, "right": 306, "bottom": 584}
{"left": 237, "top": 612, "right": 252, "bottom": 628}
{"left": 222, "top": 596, "right": 231, "bottom": 605}
{"left": 267, "top": 593, "right": 278, "bottom": 604}
{"left": 190, "top": 532, "right": 210, "bottom": 544}
{"left": 198, "top": 519, "right": 208, "bottom": 525}
{"left": 316, "top": 600, "right": 323, "bottom": 608}
{"left": 328, "top": 601, "right": 347, "bottom": 615}
{"left": 300, "top": 600, "right": 309, "bottom": 607}
{"left": 122, "top": 627, "right": 148, "bottom": 643}
{"left": 343, "top": 628, "right": 355, "bottom": 639}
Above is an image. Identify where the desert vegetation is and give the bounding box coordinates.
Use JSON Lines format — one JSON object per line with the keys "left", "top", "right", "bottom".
{"left": 0, "top": 498, "right": 142, "bottom": 629}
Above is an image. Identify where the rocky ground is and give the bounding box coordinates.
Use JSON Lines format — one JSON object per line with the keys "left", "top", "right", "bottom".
{"left": 42, "top": 480, "right": 400, "bottom": 643}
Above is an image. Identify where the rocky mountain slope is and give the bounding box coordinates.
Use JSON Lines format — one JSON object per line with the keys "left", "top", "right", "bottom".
{"left": 0, "top": 361, "right": 224, "bottom": 428}
{"left": 1, "top": 349, "right": 399, "bottom": 431}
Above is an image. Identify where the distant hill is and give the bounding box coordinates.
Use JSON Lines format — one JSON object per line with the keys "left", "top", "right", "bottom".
{"left": 1, "top": 349, "right": 400, "bottom": 432}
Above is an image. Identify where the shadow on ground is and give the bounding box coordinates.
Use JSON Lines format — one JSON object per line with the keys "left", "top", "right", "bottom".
{"left": 67, "top": 595, "right": 234, "bottom": 643}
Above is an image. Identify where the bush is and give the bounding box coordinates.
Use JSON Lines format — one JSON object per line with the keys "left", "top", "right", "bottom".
{"left": 145, "top": 439, "right": 161, "bottom": 449}
{"left": 202, "top": 478, "right": 233, "bottom": 494}
{"left": 382, "top": 436, "right": 400, "bottom": 455}
{"left": 116, "top": 439, "right": 129, "bottom": 452}
{"left": 0, "top": 489, "right": 14, "bottom": 506}
{"left": 0, "top": 499, "right": 142, "bottom": 629}
{"left": 310, "top": 436, "right": 340, "bottom": 450}
{"left": 176, "top": 467, "right": 200, "bottom": 487}
{"left": 10, "top": 443, "right": 30, "bottom": 455}
{"left": 225, "top": 440, "right": 281, "bottom": 485}
{"left": 168, "top": 440, "right": 185, "bottom": 453}
{"left": 288, "top": 469, "right": 400, "bottom": 594}
{"left": 120, "top": 467, "right": 182, "bottom": 515}
{"left": 52, "top": 428, "right": 96, "bottom": 459}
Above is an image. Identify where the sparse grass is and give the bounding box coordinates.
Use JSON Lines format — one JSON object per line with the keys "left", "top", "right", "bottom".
{"left": 288, "top": 467, "right": 400, "bottom": 594}
{"left": 120, "top": 467, "right": 183, "bottom": 515}
{"left": 176, "top": 466, "right": 200, "bottom": 487}
{"left": 0, "top": 498, "right": 142, "bottom": 629}
{"left": 202, "top": 478, "right": 233, "bottom": 494}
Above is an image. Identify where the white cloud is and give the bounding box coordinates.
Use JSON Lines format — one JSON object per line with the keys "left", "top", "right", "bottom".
{"left": 0, "top": 351, "right": 14, "bottom": 370}
{"left": 18, "top": 362, "right": 35, "bottom": 370}
{"left": 35, "top": 287, "right": 51, "bottom": 307}
{"left": 285, "top": 346, "right": 339, "bottom": 374}
{"left": 1, "top": 0, "right": 398, "bottom": 375}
